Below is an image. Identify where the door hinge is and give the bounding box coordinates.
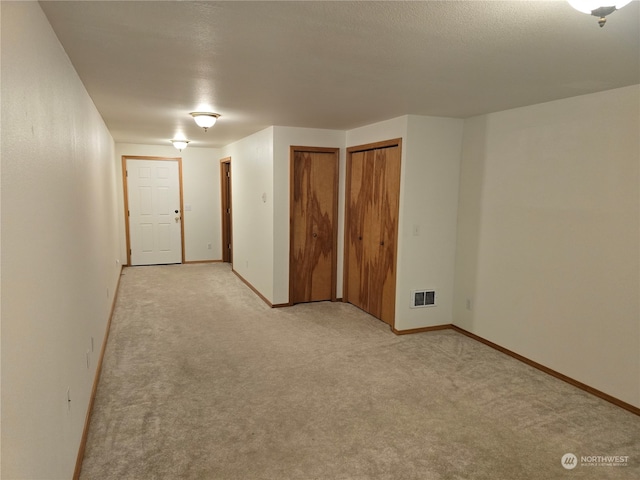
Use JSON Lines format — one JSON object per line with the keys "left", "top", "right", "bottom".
{"left": 129, "top": 249, "right": 132, "bottom": 256}
{"left": 127, "top": 210, "right": 130, "bottom": 217}
{"left": 227, "top": 172, "right": 230, "bottom": 178}
{"left": 126, "top": 170, "right": 128, "bottom": 177}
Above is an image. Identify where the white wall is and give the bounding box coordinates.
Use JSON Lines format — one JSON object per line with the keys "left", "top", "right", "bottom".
{"left": 398, "top": 115, "right": 463, "bottom": 330}
{"left": 346, "top": 116, "right": 408, "bottom": 149}
{"left": 1, "top": 2, "right": 121, "bottom": 478}
{"left": 115, "top": 144, "right": 221, "bottom": 263}
{"left": 273, "top": 127, "right": 346, "bottom": 304}
{"left": 221, "top": 128, "right": 275, "bottom": 302}
{"left": 453, "top": 86, "right": 640, "bottom": 407}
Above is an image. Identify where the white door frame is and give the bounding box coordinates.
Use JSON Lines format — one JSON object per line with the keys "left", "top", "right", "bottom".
{"left": 122, "top": 155, "right": 185, "bottom": 266}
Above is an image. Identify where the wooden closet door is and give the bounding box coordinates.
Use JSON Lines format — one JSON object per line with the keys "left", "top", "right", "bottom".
{"left": 345, "top": 141, "right": 401, "bottom": 327}
{"left": 366, "top": 149, "right": 385, "bottom": 321}
{"left": 346, "top": 150, "right": 372, "bottom": 311}
{"left": 371, "top": 146, "right": 401, "bottom": 326}
{"left": 290, "top": 149, "right": 338, "bottom": 304}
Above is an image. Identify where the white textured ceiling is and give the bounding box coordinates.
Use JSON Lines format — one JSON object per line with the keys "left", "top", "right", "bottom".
{"left": 39, "top": 1, "right": 640, "bottom": 148}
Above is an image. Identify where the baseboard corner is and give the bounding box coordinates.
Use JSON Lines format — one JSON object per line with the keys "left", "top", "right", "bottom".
{"left": 231, "top": 269, "right": 277, "bottom": 308}
{"left": 391, "top": 324, "right": 454, "bottom": 335}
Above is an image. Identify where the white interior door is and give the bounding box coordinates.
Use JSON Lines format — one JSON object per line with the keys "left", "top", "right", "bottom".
{"left": 126, "top": 159, "right": 182, "bottom": 265}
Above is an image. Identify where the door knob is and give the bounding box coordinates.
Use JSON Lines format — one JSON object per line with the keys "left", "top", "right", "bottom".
{"left": 313, "top": 233, "right": 318, "bottom": 238}
{"left": 380, "top": 241, "right": 384, "bottom": 246}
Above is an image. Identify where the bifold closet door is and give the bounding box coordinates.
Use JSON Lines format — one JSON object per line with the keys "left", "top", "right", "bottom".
{"left": 369, "top": 146, "right": 401, "bottom": 324}
{"left": 345, "top": 143, "right": 401, "bottom": 326}
{"left": 290, "top": 149, "right": 338, "bottom": 304}
{"left": 346, "top": 150, "right": 373, "bottom": 312}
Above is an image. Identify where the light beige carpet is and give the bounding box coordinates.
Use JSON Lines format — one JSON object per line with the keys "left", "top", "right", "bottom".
{"left": 80, "top": 263, "right": 639, "bottom": 479}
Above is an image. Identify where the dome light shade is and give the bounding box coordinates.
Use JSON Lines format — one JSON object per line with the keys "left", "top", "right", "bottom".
{"left": 567, "top": 0, "right": 633, "bottom": 26}
{"left": 171, "top": 139, "right": 189, "bottom": 151}
{"left": 190, "top": 112, "right": 220, "bottom": 131}
{"left": 567, "top": 0, "right": 631, "bottom": 14}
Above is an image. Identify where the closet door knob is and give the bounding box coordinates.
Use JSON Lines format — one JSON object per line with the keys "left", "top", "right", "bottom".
{"left": 380, "top": 241, "right": 384, "bottom": 246}
{"left": 312, "top": 233, "right": 318, "bottom": 238}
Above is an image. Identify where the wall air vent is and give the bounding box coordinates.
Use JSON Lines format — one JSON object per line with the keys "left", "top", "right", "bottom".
{"left": 411, "top": 290, "right": 436, "bottom": 308}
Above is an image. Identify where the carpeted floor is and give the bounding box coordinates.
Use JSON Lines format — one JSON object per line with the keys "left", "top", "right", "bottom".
{"left": 80, "top": 263, "right": 639, "bottom": 479}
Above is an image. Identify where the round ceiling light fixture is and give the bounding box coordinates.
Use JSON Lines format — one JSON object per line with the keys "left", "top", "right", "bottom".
{"left": 190, "top": 112, "right": 221, "bottom": 132}
{"left": 567, "top": 0, "right": 633, "bottom": 27}
{"left": 171, "top": 139, "right": 190, "bottom": 151}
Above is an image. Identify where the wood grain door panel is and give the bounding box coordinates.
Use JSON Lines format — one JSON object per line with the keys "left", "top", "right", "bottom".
{"left": 291, "top": 149, "right": 338, "bottom": 304}
{"left": 376, "top": 146, "right": 401, "bottom": 326}
{"left": 344, "top": 141, "right": 401, "bottom": 327}
{"left": 347, "top": 151, "right": 369, "bottom": 312}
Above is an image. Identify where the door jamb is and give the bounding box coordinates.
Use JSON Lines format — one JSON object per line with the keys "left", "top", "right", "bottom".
{"left": 220, "top": 157, "right": 232, "bottom": 264}
{"left": 122, "top": 155, "right": 185, "bottom": 266}
{"left": 289, "top": 146, "right": 340, "bottom": 305}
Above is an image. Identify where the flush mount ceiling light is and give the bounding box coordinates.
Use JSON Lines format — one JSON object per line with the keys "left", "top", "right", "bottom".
{"left": 190, "top": 112, "right": 221, "bottom": 132}
{"left": 171, "top": 139, "right": 190, "bottom": 151}
{"left": 568, "top": 0, "right": 633, "bottom": 27}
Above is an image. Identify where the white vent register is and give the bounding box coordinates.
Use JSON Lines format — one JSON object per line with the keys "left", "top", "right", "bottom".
{"left": 411, "top": 290, "right": 436, "bottom": 308}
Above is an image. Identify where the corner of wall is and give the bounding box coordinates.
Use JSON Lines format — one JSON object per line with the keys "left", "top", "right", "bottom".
{"left": 394, "top": 115, "right": 463, "bottom": 331}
